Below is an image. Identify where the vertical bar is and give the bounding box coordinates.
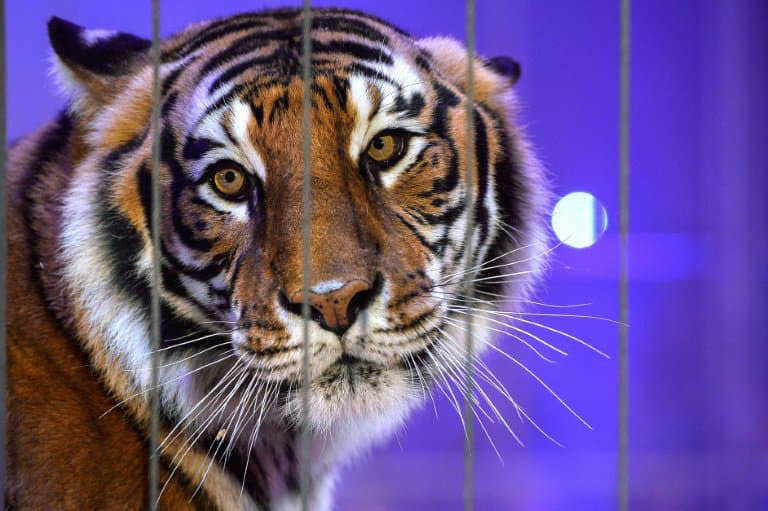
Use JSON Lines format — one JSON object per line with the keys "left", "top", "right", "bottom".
{"left": 461, "top": 1, "right": 476, "bottom": 510}
{"left": 149, "top": 0, "right": 162, "bottom": 508}
{"left": 618, "top": 0, "right": 631, "bottom": 510}
{"left": 0, "top": 0, "right": 7, "bottom": 507}
{"left": 299, "top": 2, "right": 313, "bottom": 510}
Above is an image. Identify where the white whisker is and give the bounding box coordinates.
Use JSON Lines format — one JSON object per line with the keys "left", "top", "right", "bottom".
{"left": 100, "top": 351, "right": 236, "bottom": 419}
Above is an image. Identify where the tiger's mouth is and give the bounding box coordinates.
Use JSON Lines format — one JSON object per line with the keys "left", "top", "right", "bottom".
{"left": 336, "top": 353, "right": 366, "bottom": 367}
{"left": 317, "top": 354, "right": 384, "bottom": 389}
{"left": 235, "top": 327, "right": 442, "bottom": 397}
{"left": 232, "top": 299, "right": 444, "bottom": 373}
{"left": 327, "top": 340, "right": 437, "bottom": 376}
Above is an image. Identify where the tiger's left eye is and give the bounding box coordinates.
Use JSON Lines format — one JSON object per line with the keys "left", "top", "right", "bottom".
{"left": 211, "top": 166, "right": 248, "bottom": 199}
{"left": 366, "top": 131, "right": 408, "bottom": 167}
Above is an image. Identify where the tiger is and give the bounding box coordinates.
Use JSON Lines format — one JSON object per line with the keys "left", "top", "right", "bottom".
{"left": 7, "top": 7, "right": 549, "bottom": 510}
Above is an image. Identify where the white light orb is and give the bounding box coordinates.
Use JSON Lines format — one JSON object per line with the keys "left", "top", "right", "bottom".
{"left": 551, "top": 192, "right": 608, "bottom": 248}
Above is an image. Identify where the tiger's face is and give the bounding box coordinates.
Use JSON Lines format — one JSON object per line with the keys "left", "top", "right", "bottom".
{"left": 52, "top": 10, "right": 547, "bottom": 441}
{"left": 165, "top": 75, "right": 461, "bottom": 430}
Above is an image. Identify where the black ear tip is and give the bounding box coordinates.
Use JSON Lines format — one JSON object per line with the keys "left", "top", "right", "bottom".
{"left": 487, "top": 56, "right": 522, "bottom": 84}
{"left": 47, "top": 17, "right": 151, "bottom": 76}
{"left": 48, "top": 16, "right": 80, "bottom": 37}
{"left": 48, "top": 16, "right": 66, "bottom": 30}
{"left": 48, "top": 16, "right": 83, "bottom": 53}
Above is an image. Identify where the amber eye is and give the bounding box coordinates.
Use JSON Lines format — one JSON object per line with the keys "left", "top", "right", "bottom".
{"left": 366, "top": 131, "right": 407, "bottom": 166}
{"left": 211, "top": 166, "right": 249, "bottom": 199}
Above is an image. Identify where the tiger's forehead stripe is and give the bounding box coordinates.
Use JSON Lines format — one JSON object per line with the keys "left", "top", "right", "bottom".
{"left": 165, "top": 11, "right": 433, "bottom": 192}
{"left": 161, "top": 11, "right": 418, "bottom": 129}
{"left": 163, "top": 10, "right": 404, "bottom": 65}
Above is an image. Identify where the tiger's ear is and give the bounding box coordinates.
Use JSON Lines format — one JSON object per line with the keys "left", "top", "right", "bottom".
{"left": 48, "top": 17, "right": 151, "bottom": 99}
{"left": 485, "top": 56, "right": 521, "bottom": 84}
{"left": 418, "top": 37, "right": 520, "bottom": 112}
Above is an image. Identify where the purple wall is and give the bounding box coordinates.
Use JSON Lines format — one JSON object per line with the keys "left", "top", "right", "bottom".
{"left": 7, "top": 1, "right": 768, "bottom": 509}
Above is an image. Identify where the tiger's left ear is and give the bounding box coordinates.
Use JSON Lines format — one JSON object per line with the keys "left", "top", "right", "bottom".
{"left": 48, "top": 17, "right": 151, "bottom": 100}
{"left": 418, "top": 37, "right": 521, "bottom": 113}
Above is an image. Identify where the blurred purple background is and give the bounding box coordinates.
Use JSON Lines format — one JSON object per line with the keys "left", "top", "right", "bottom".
{"left": 7, "top": 1, "right": 768, "bottom": 509}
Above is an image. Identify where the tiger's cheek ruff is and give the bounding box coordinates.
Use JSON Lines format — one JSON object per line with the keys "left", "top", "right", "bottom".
{"left": 59, "top": 151, "right": 156, "bottom": 392}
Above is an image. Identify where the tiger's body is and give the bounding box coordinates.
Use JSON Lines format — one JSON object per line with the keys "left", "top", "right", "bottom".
{"left": 7, "top": 8, "right": 548, "bottom": 510}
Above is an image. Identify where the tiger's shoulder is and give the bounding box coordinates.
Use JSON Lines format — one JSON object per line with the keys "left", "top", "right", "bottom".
{"left": 6, "top": 117, "right": 211, "bottom": 510}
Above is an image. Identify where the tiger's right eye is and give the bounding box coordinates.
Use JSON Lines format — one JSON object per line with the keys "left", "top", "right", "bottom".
{"left": 365, "top": 131, "right": 409, "bottom": 168}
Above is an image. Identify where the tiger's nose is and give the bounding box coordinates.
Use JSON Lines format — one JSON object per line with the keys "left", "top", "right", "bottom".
{"left": 289, "top": 279, "right": 374, "bottom": 336}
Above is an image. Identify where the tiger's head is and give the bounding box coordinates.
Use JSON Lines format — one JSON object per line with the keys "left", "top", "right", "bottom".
{"left": 51, "top": 9, "right": 548, "bottom": 451}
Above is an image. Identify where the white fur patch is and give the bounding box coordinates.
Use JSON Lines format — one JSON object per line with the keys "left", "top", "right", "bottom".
{"left": 378, "top": 136, "right": 427, "bottom": 189}
{"left": 229, "top": 101, "right": 267, "bottom": 181}
{"left": 311, "top": 280, "right": 345, "bottom": 294}
{"left": 81, "top": 28, "right": 118, "bottom": 45}
{"left": 197, "top": 183, "right": 251, "bottom": 222}
{"left": 347, "top": 76, "right": 373, "bottom": 161}
{"left": 49, "top": 53, "right": 85, "bottom": 100}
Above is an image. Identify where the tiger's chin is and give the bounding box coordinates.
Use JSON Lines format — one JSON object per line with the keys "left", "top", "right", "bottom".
{"left": 282, "top": 356, "right": 422, "bottom": 444}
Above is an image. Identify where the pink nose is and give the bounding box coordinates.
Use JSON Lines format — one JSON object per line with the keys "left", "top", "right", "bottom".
{"left": 289, "top": 279, "right": 372, "bottom": 335}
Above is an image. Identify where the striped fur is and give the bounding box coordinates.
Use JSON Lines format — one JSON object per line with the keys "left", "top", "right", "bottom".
{"left": 8, "top": 9, "right": 549, "bottom": 510}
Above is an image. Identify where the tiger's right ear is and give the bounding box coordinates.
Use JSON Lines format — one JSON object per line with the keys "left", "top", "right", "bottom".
{"left": 48, "top": 17, "right": 151, "bottom": 100}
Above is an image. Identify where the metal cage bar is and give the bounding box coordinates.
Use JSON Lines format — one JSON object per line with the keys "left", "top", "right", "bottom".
{"left": 299, "top": 2, "right": 313, "bottom": 510}
{"left": 0, "top": 0, "right": 7, "bottom": 507}
{"left": 462, "top": 1, "right": 477, "bottom": 510}
{"left": 618, "top": 0, "right": 631, "bottom": 509}
{"left": 149, "top": 0, "right": 162, "bottom": 508}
